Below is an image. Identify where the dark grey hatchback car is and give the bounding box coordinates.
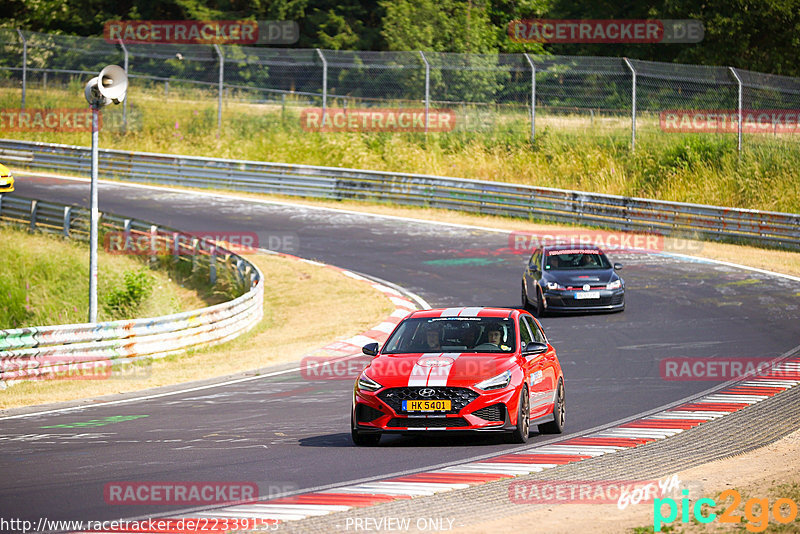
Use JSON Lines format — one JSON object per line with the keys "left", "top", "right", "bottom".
{"left": 521, "top": 244, "right": 625, "bottom": 315}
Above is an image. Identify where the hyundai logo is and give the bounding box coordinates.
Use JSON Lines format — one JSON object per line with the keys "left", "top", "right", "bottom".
{"left": 419, "top": 357, "right": 455, "bottom": 367}
{"left": 418, "top": 388, "right": 436, "bottom": 397}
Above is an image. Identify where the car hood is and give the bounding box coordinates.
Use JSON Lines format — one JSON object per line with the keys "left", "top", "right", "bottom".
{"left": 364, "top": 352, "right": 516, "bottom": 388}
{"left": 545, "top": 268, "right": 616, "bottom": 286}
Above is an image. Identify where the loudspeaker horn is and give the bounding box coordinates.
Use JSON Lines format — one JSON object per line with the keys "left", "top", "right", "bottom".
{"left": 97, "top": 65, "right": 128, "bottom": 105}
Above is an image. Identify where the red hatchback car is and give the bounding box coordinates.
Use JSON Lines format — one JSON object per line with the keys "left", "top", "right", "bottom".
{"left": 351, "top": 307, "right": 565, "bottom": 446}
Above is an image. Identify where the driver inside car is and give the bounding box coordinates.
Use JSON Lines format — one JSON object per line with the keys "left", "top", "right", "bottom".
{"left": 419, "top": 324, "right": 442, "bottom": 351}
{"left": 485, "top": 324, "right": 503, "bottom": 346}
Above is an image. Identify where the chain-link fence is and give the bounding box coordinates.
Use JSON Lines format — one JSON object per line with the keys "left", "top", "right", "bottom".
{"left": 2, "top": 28, "right": 800, "bottom": 149}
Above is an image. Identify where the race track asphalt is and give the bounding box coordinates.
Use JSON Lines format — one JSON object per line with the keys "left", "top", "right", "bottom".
{"left": 2, "top": 175, "right": 799, "bottom": 525}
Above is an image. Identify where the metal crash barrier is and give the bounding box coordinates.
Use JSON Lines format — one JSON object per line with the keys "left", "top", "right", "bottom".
{"left": 0, "top": 195, "right": 263, "bottom": 386}
{"left": 1, "top": 139, "right": 798, "bottom": 250}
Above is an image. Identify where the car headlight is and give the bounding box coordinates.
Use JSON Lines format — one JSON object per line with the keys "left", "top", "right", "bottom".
{"left": 357, "top": 373, "right": 382, "bottom": 392}
{"left": 606, "top": 279, "right": 622, "bottom": 290}
{"left": 475, "top": 370, "right": 512, "bottom": 391}
{"left": 545, "top": 281, "right": 564, "bottom": 290}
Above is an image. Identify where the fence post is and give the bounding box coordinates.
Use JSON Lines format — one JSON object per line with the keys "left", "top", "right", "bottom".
{"left": 729, "top": 67, "right": 743, "bottom": 153}
{"left": 16, "top": 29, "right": 26, "bottom": 109}
{"left": 623, "top": 58, "right": 637, "bottom": 151}
{"left": 149, "top": 225, "right": 159, "bottom": 266}
{"left": 419, "top": 51, "right": 430, "bottom": 133}
{"left": 118, "top": 39, "right": 129, "bottom": 133}
{"left": 172, "top": 231, "right": 180, "bottom": 263}
{"left": 30, "top": 199, "right": 38, "bottom": 231}
{"left": 63, "top": 206, "right": 72, "bottom": 237}
{"left": 316, "top": 48, "right": 328, "bottom": 126}
{"left": 213, "top": 44, "right": 224, "bottom": 137}
{"left": 192, "top": 237, "right": 199, "bottom": 272}
{"left": 209, "top": 244, "right": 217, "bottom": 285}
{"left": 523, "top": 53, "right": 536, "bottom": 143}
{"left": 122, "top": 218, "right": 131, "bottom": 254}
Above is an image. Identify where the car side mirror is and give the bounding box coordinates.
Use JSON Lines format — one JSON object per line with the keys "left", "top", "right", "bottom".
{"left": 614, "top": 263, "right": 623, "bottom": 270}
{"left": 362, "top": 342, "right": 379, "bottom": 357}
{"left": 523, "top": 341, "right": 548, "bottom": 355}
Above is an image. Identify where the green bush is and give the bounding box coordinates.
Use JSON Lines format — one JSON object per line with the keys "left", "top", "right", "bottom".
{"left": 103, "top": 268, "right": 154, "bottom": 318}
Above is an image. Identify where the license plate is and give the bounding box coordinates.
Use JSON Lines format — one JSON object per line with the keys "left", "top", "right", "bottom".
{"left": 402, "top": 399, "right": 451, "bottom": 412}
{"left": 575, "top": 291, "right": 600, "bottom": 299}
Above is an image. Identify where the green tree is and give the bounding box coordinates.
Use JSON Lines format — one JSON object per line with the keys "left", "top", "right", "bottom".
{"left": 381, "top": 0, "right": 498, "bottom": 53}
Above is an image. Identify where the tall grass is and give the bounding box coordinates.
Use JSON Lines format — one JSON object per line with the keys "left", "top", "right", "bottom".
{"left": 2, "top": 85, "right": 798, "bottom": 213}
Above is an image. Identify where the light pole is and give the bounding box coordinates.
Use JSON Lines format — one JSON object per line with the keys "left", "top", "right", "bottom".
{"left": 84, "top": 65, "right": 128, "bottom": 323}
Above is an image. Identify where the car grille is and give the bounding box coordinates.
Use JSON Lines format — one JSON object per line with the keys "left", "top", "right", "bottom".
{"left": 472, "top": 403, "right": 505, "bottom": 422}
{"left": 549, "top": 295, "right": 615, "bottom": 307}
{"left": 356, "top": 404, "right": 384, "bottom": 423}
{"left": 387, "top": 417, "right": 470, "bottom": 428}
{"left": 611, "top": 293, "right": 624, "bottom": 305}
{"left": 378, "top": 387, "right": 479, "bottom": 414}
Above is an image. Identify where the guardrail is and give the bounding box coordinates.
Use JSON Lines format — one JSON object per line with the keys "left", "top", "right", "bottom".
{"left": 0, "top": 194, "right": 263, "bottom": 386}
{"left": 1, "top": 138, "right": 799, "bottom": 249}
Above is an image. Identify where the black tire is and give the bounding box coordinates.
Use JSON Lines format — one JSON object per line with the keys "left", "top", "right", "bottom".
{"left": 351, "top": 410, "right": 381, "bottom": 446}
{"left": 535, "top": 287, "right": 545, "bottom": 317}
{"left": 538, "top": 379, "right": 565, "bottom": 434}
{"left": 521, "top": 281, "right": 531, "bottom": 310}
{"left": 507, "top": 386, "right": 530, "bottom": 444}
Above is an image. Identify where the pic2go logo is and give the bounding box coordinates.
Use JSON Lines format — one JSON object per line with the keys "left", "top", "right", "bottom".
{"left": 654, "top": 489, "right": 799, "bottom": 532}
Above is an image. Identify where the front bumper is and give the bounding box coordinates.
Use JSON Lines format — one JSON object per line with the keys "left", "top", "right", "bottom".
{"left": 353, "top": 385, "right": 519, "bottom": 433}
{"left": 0, "top": 178, "right": 13, "bottom": 193}
{"left": 543, "top": 288, "right": 624, "bottom": 312}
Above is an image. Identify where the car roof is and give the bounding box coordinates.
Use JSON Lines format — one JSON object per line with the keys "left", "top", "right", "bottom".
{"left": 407, "top": 307, "right": 520, "bottom": 319}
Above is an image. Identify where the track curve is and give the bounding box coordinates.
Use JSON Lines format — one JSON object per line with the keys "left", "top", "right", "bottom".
{"left": 2, "top": 174, "right": 799, "bottom": 525}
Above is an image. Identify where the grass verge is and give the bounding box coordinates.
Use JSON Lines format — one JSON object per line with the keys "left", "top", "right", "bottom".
{"left": 2, "top": 85, "right": 799, "bottom": 213}
{"left": 0, "top": 224, "right": 207, "bottom": 328}
{"left": 0, "top": 252, "right": 394, "bottom": 409}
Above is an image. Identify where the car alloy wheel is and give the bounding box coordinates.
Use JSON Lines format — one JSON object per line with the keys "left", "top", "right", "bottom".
{"left": 521, "top": 281, "right": 531, "bottom": 310}
{"left": 536, "top": 287, "right": 545, "bottom": 317}
{"left": 507, "top": 385, "right": 530, "bottom": 443}
{"left": 538, "top": 379, "right": 565, "bottom": 434}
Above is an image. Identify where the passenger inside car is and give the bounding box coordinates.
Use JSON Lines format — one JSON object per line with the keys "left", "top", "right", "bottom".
{"left": 485, "top": 324, "right": 503, "bottom": 346}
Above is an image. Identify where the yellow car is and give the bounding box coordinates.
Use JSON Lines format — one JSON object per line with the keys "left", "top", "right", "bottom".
{"left": 0, "top": 163, "right": 13, "bottom": 193}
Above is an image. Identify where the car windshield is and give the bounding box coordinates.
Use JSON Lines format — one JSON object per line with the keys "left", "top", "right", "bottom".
{"left": 545, "top": 249, "right": 610, "bottom": 270}
{"left": 382, "top": 317, "right": 516, "bottom": 354}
